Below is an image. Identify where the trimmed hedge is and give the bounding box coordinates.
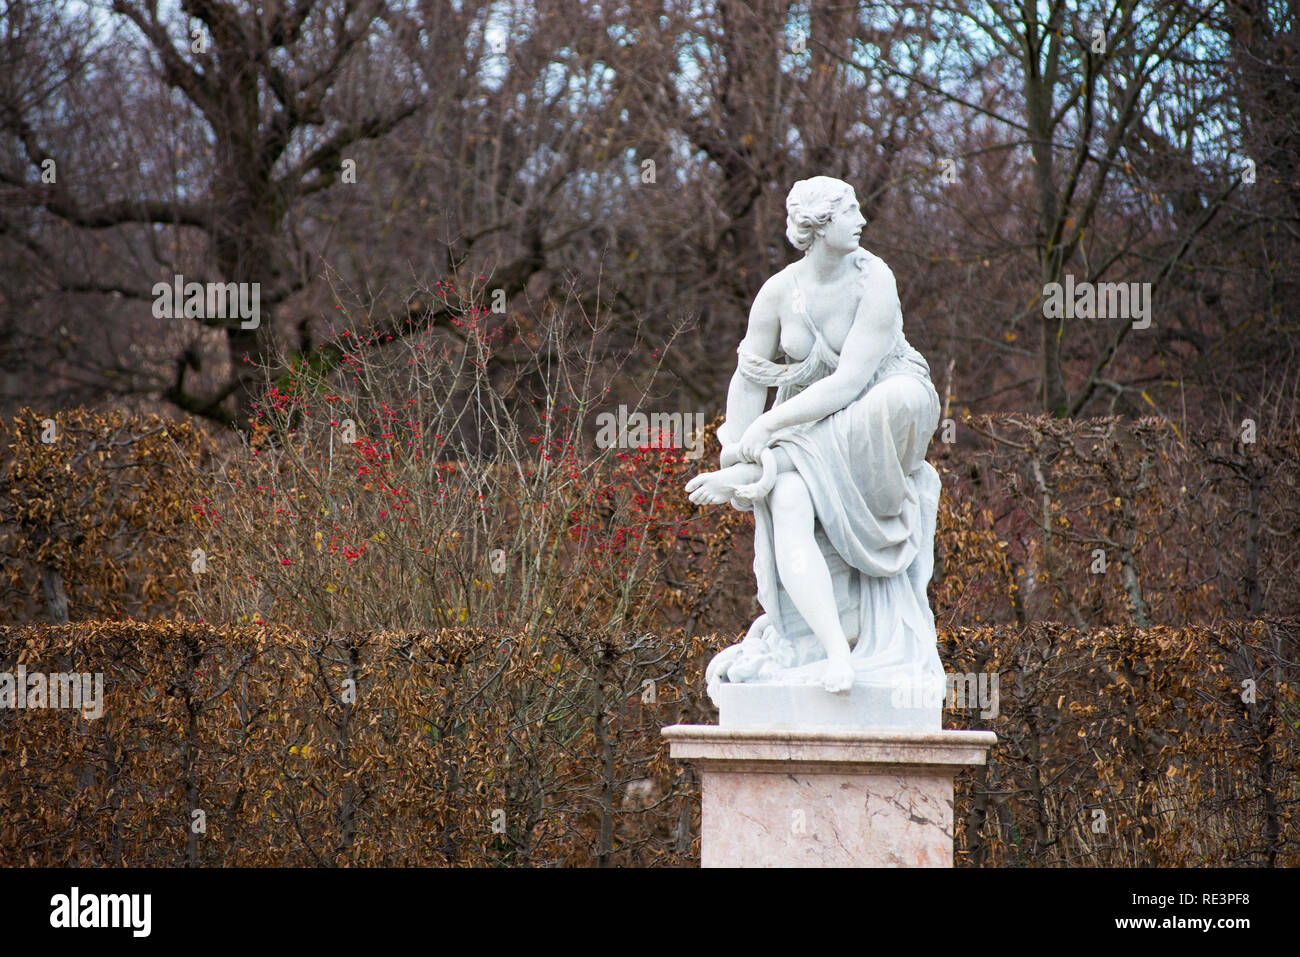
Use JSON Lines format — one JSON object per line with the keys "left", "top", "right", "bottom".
{"left": 2, "top": 619, "right": 1294, "bottom": 866}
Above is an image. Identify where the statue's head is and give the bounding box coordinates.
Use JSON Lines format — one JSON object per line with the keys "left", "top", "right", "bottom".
{"left": 785, "top": 176, "right": 865, "bottom": 256}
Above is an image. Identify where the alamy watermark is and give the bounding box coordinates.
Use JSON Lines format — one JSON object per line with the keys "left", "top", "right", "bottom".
{"left": 1, "top": 665, "right": 103, "bottom": 719}
{"left": 152, "top": 274, "right": 260, "bottom": 329}
{"left": 891, "top": 670, "right": 1000, "bottom": 719}
{"left": 594, "top": 405, "right": 705, "bottom": 460}
{"left": 1042, "top": 274, "right": 1151, "bottom": 330}
{"left": 50, "top": 887, "right": 150, "bottom": 937}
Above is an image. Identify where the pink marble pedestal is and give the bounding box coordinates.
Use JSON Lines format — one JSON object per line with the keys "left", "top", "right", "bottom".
{"left": 662, "top": 725, "right": 996, "bottom": 867}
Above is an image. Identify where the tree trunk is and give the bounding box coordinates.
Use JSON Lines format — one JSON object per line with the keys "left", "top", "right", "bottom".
{"left": 39, "top": 564, "right": 69, "bottom": 624}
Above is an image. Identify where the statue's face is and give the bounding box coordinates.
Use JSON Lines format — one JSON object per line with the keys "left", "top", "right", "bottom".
{"left": 818, "top": 195, "right": 865, "bottom": 254}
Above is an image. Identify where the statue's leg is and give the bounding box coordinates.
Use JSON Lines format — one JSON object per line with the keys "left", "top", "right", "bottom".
{"left": 769, "top": 470, "right": 854, "bottom": 693}
{"left": 858, "top": 375, "right": 939, "bottom": 516}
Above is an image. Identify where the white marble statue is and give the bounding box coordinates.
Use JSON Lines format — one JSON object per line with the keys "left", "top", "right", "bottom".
{"left": 686, "top": 176, "right": 945, "bottom": 707}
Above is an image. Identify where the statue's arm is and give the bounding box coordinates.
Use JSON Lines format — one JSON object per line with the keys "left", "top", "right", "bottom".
{"left": 716, "top": 277, "right": 781, "bottom": 452}
{"left": 761, "top": 260, "right": 898, "bottom": 434}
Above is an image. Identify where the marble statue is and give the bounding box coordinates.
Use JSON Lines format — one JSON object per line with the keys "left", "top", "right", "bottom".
{"left": 685, "top": 176, "right": 945, "bottom": 720}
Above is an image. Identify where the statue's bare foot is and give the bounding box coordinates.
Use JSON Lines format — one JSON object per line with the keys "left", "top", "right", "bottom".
{"left": 821, "top": 653, "right": 855, "bottom": 694}
{"left": 686, "top": 462, "right": 762, "bottom": 505}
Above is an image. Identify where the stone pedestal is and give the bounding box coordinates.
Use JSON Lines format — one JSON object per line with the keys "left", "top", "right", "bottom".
{"left": 711, "top": 680, "right": 943, "bottom": 731}
{"left": 662, "top": 725, "right": 996, "bottom": 867}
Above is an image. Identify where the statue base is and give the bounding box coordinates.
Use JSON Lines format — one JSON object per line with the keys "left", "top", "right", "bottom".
{"left": 662, "top": 725, "right": 996, "bottom": 867}
{"left": 712, "top": 680, "right": 941, "bottom": 731}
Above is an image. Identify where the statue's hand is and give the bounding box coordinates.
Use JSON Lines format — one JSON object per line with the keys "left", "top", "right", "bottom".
{"left": 738, "top": 417, "right": 774, "bottom": 463}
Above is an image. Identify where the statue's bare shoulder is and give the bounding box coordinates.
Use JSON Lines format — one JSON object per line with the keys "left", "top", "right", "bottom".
{"left": 753, "top": 264, "right": 799, "bottom": 312}
{"left": 740, "top": 267, "right": 799, "bottom": 353}
{"left": 859, "top": 249, "right": 898, "bottom": 295}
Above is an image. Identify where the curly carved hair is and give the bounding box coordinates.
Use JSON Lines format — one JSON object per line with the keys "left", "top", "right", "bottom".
{"left": 785, "top": 176, "right": 857, "bottom": 252}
